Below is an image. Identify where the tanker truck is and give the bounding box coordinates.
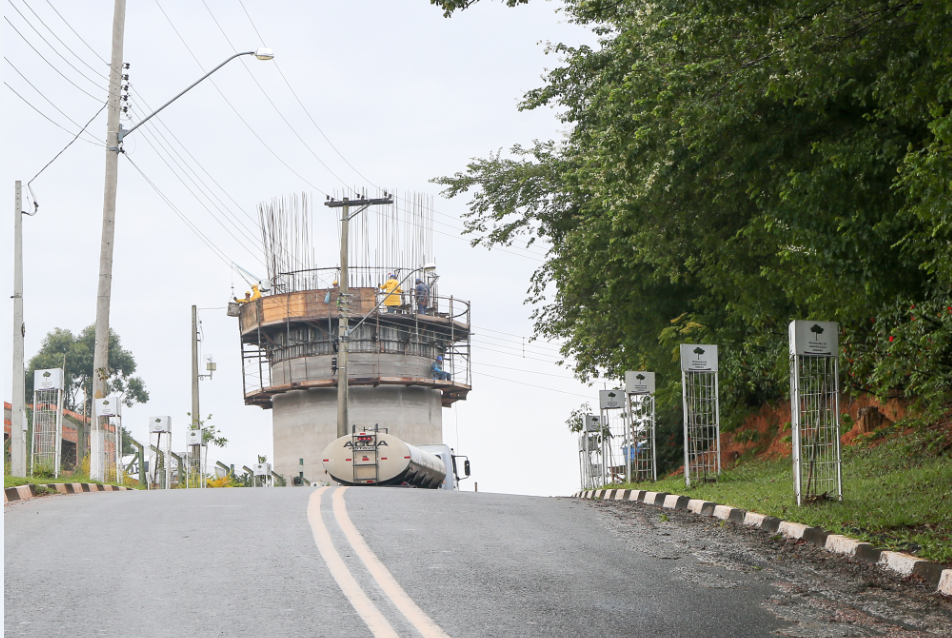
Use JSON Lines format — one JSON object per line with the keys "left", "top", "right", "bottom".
{"left": 321, "top": 429, "right": 471, "bottom": 490}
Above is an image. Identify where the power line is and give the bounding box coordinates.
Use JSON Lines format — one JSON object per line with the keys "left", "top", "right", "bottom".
{"left": 21, "top": 0, "right": 109, "bottom": 81}
{"left": 134, "top": 118, "right": 262, "bottom": 246}
{"left": 5, "top": 57, "right": 103, "bottom": 142}
{"left": 5, "top": 16, "right": 104, "bottom": 101}
{"left": 232, "top": 0, "right": 548, "bottom": 260}
{"left": 150, "top": 0, "right": 330, "bottom": 197}
{"left": 236, "top": 0, "right": 380, "bottom": 191}
{"left": 27, "top": 100, "right": 107, "bottom": 206}
{"left": 476, "top": 362, "right": 577, "bottom": 379}
{"left": 473, "top": 343, "right": 562, "bottom": 364}
{"left": 4, "top": 81, "right": 104, "bottom": 145}
{"left": 5, "top": 1, "right": 111, "bottom": 94}
{"left": 472, "top": 370, "right": 591, "bottom": 399}
{"left": 200, "top": 0, "right": 356, "bottom": 194}
{"left": 124, "top": 155, "right": 237, "bottom": 269}
{"left": 43, "top": 0, "right": 108, "bottom": 65}
{"left": 133, "top": 125, "right": 266, "bottom": 267}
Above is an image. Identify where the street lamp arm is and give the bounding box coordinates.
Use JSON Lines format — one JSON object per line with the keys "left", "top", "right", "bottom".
{"left": 117, "top": 50, "right": 259, "bottom": 145}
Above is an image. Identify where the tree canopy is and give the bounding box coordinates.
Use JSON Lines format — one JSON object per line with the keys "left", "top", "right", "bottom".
{"left": 434, "top": 0, "right": 952, "bottom": 434}
{"left": 26, "top": 325, "right": 149, "bottom": 415}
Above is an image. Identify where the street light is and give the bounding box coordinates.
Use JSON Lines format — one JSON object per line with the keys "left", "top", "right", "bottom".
{"left": 88, "top": 47, "right": 274, "bottom": 481}
{"left": 116, "top": 49, "right": 275, "bottom": 145}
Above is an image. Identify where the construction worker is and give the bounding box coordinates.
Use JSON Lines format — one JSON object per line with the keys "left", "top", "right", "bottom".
{"left": 235, "top": 291, "right": 252, "bottom": 304}
{"left": 249, "top": 284, "right": 262, "bottom": 301}
{"left": 324, "top": 280, "right": 339, "bottom": 304}
{"left": 431, "top": 356, "right": 451, "bottom": 381}
{"left": 414, "top": 278, "right": 430, "bottom": 315}
{"left": 379, "top": 274, "right": 402, "bottom": 313}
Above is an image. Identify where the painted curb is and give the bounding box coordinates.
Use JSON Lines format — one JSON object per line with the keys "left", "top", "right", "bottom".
{"left": 576, "top": 489, "right": 951, "bottom": 595}
{"left": 4, "top": 483, "right": 131, "bottom": 505}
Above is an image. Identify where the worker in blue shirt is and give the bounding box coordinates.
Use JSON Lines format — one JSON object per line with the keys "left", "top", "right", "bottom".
{"left": 431, "top": 356, "right": 451, "bottom": 381}
{"left": 415, "top": 278, "right": 430, "bottom": 315}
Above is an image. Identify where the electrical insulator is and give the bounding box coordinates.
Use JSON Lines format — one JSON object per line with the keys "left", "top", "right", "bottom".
{"left": 331, "top": 357, "right": 338, "bottom": 373}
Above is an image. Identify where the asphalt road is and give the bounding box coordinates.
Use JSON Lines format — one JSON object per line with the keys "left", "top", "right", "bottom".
{"left": 5, "top": 487, "right": 950, "bottom": 637}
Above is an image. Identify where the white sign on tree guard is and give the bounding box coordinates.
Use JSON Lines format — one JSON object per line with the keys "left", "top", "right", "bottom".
{"left": 680, "top": 344, "right": 721, "bottom": 487}
{"left": 679, "top": 344, "right": 718, "bottom": 372}
{"left": 149, "top": 416, "right": 171, "bottom": 433}
{"left": 789, "top": 320, "right": 843, "bottom": 505}
{"left": 95, "top": 397, "right": 118, "bottom": 417}
{"left": 31, "top": 369, "right": 64, "bottom": 477}
{"left": 186, "top": 430, "right": 203, "bottom": 446}
{"left": 625, "top": 371, "right": 656, "bottom": 395}
{"left": 33, "top": 368, "right": 64, "bottom": 391}
{"left": 254, "top": 462, "right": 271, "bottom": 476}
{"left": 599, "top": 389, "right": 626, "bottom": 410}
{"left": 584, "top": 414, "right": 601, "bottom": 432}
{"left": 789, "top": 320, "right": 839, "bottom": 356}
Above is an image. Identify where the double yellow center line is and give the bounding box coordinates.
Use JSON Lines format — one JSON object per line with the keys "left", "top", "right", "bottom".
{"left": 307, "top": 487, "right": 451, "bottom": 638}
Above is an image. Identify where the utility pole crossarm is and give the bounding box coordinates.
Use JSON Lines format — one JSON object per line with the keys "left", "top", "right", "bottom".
{"left": 324, "top": 197, "right": 392, "bottom": 209}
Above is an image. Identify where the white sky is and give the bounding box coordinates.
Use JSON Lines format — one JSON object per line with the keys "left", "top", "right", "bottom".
{"left": 2, "top": 0, "right": 604, "bottom": 496}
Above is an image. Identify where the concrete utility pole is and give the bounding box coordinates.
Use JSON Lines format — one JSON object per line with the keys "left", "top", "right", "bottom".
{"left": 191, "top": 305, "right": 200, "bottom": 485}
{"left": 89, "top": 0, "right": 126, "bottom": 481}
{"left": 324, "top": 195, "right": 393, "bottom": 438}
{"left": 337, "top": 199, "right": 350, "bottom": 438}
{"left": 10, "top": 181, "right": 26, "bottom": 477}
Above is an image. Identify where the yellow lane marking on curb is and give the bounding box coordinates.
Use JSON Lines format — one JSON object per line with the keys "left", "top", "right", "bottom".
{"left": 335, "top": 487, "right": 452, "bottom": 638}
{"left": 307, "top": 487, "right": 399, "bottom": 638}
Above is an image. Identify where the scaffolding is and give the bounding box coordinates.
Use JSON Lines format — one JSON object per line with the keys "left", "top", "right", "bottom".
{"left": 578, "top": 414, "right": 604, "bottom": 490}
{"left": 789, "top": 321, "right": 843, "bottom": 505}
{"left": 31, "top": 368, "right": 64, "bottom": 477}
{"left": 625, "top": 371, "right": 657, "bottom": 482}
{"left": 149, "top": 416, "right": 172, "bottom": 489}
{"left": 680, "top": 344, "right": 720, "bottom": 487}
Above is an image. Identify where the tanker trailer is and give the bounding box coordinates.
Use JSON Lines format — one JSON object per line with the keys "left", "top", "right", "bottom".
{"left": 321, "top": 430, "right": 446, "bottom": 488}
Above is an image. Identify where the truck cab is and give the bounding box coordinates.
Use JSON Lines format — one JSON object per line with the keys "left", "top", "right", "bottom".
{"left": 416, "top": 444, "right": 470, "bottom": 490}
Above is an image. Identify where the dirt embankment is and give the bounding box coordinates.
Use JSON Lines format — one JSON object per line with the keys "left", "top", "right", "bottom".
{"left": 718, "top": 394, "right": 914, "bottom": 470}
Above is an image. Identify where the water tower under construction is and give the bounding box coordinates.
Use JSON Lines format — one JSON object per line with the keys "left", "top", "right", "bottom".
{"left": 232, "top": 193, "right": 471, "bottom": 483}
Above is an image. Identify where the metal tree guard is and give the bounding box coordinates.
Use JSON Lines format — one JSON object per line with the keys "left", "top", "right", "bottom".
{"left": 789, "top": 320, "right": 843, "bottom": 505}
{"left": 94, "top": 397, "right": 120, "bottom": 482}
{"left": 31, "top": 368, "right": 64, "bottom": 477}
{"left": 149, "top": 416, "right": 172, "bottom": 489}
{"left": 625, "top": 371, "right": 657, "bottom": 482}
{"left": 680, "top": 344, "right": 720, "bottom": 487}
{"left": 578, "top": 414, "right": 603, "bottom": 490}
{"left": 599, "top": 389, "right": 628, "bottom": 485}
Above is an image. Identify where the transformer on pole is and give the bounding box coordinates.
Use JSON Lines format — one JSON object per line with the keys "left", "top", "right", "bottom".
{"left": 31, "top": 368, "right": 64, "bottom": 477}
{"left": 789, "top": 321, "right": 843, "bottom": 505}
{"left": 680, "top": 344, "right": 720, "bottom": 487}
{"left": 625, "top": 371, "right": 656, "bottom": 482}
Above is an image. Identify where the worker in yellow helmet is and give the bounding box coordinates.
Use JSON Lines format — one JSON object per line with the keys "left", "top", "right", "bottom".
{"left": 379, "top": 274, "right": 402, "bottom": 312}
{"left": 249, "top": 284, "right": 262, "bottom": 301}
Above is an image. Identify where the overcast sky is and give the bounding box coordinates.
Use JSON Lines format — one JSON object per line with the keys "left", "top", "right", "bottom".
{"left": 2, "top": 0, "right": 605, "bottom": 496}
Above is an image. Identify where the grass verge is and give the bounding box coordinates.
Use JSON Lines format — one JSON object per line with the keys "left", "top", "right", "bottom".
{"left": 612, "top": 430, "right": 952, "bottom": 566}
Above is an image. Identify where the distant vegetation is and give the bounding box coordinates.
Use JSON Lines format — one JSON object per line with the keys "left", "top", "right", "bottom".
{"left": 433, "top": 0, "right": 952, "bottom": 443}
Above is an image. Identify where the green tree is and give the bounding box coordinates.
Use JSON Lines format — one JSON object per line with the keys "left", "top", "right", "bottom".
{"left": 26, "top": 325, "right": 149, "bottom": 416}
{"left": 433, "top": 0, "right": 952, "bottom": 426}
